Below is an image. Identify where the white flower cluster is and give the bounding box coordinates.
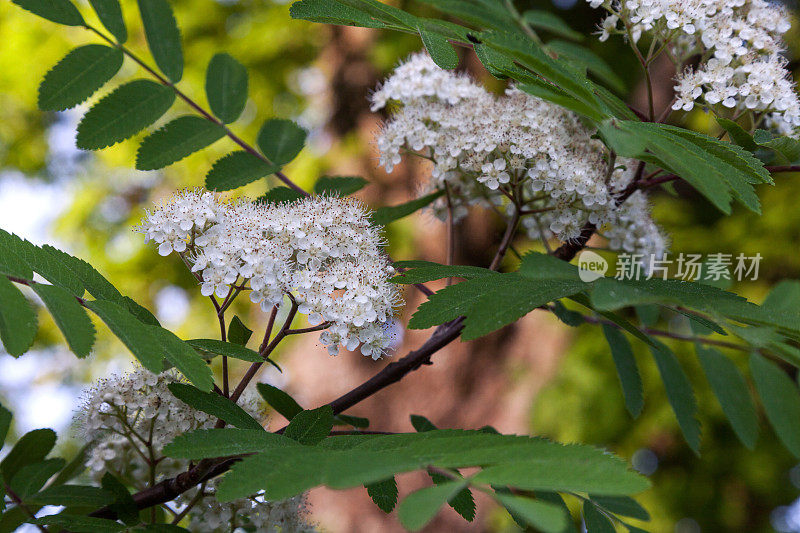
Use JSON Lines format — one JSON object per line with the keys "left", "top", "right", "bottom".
{"left": 371, "top": 53, "right": 666, "bottom": 258}
{"left": 587, "top": 0, "right": 800, "bottom": 136}
{"left": 138, "top": 190, "right": 403, "bottom": 359}
{"left": 78, "top": 368, "right": 315, "bottom": 532}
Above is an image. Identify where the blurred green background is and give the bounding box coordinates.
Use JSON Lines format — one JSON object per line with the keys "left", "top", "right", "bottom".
{"left": 2, "top": 0, "right": 800, "bottom": 531}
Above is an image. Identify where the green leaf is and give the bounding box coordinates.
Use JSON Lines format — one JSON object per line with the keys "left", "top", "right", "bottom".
{"left": 0, "top": 404, "right": 11, "bottom": 447}
{"left": 414, "top": 0, "right": 514, "bottom": 31}
{"left": 101, "top": 472, "right": 140, "bottom": 525}
{"left": 12, "top": 0, "right": 84, "bottom": 25}
{"left": 716, "top": 117, "right": 757, "bottom": 151}
{"left": 599, "top": 120, "right": 770, "bottom": 214}
{"left": 261, "top": 186, "right": 305, "bottom": 204}
{"left": 583, "top": 501, "right": 615, "bottom": 533}
{"left": 37, "top": 514, "right": 125, "bottom": 533}
{"left": 754, "top": 129, "right": 800, "bottom": 164}
{"left": 371, "top": 190, "right": 444, "bottom": 226}
{"left": 523, "top": 10, "right": 583, "bottom": 41}
{"left": 168, "top": 383, "right": 263, "bottom": 430}
{"left": 257, "top": 119, "right": 307, "bottom": 166}
{"left": 750, "top": 352, "right": 800, "bottom": 457}
{"left": 418, "top": 25, "right": 459, "bottom": 69}
{"left": 495, "top": 493, "right": 568, "bottom": 533}
{"left": 227, "top": 315, "right": 252, "bottom": 346}
{"left": 206, "top": 53, "right": 248, "bottom": 124}
{"left": 0, "top": 276, "right": 37, "bottom": 357}
{"left": 517, "top": 79, "right": 603, "bottom": 121}
{"left": 0, "top": 428, "right": 56, "bottom": 482}
{"left": 257, "top": 383, "right": 304, "bottom": 420}
{"left": 163, "top": 428, "right": 297, "bottom": 459}
{"left": 284, "top": 405, "right": 334, "bottom": 445}
{"left": 602, "top": 325, "right": 644, "bottom": 418}
{"left": 150, "top": 328, "right": 214, "bottom": 390}
{"left": 289, "top": 0, "right": 386, "bottom": 29}
{"left": 313, "top": 176, "right": 368, "bottom": 196}
{"left": 31, "top": 283, "right": 96, "bottom": 357}
{"left": 28, "top": 485, "right": 115, "bottom": 507}
{"left": 86, "top": 299, "right": 162, "bottom": 371}
{"left": 49, "top": 444, "right": 89, "bottom": 487}
{"left": 649, "top": 341, "right": 701, "bottom": 453}
{"left": 0, "top": 232, "right": 33, "bottom": 280}
{"left": 206, "top": 151, "right": 280, "bottom": 191}
{"left": 409, "top": 273, "right": 584, "bottom": 340}
{"left": 695, "top": 345, "right": 758, "bottom": 449}
{"left": 136, "top": 116, "right": 225, "bottom": 170}
{"left": 410, "top": 414, "right": 437, "bottom": 432}
{"left": 7, "top": 458, "right": 65, "bottom": 499}
{"left": 187, "top": 339, "right": 262, "bottom": 362}
{"left": 429, "top": 471, "right": 475, "bottom": 522}
{"left": 76, "top": 79, "right": 176, "bottom": 150}
{"left": 398, "top": 480, "right": 467, "bottom": 531}
{"left": 137, "top": 0, "right": 183, "bottom": 82}
{"left": 366, "top": 477, "right": 398, "bottom": 513}
{"left": 16, "top": 242, "right": 85, "bottom": 296}
{"left": 391, "top": 261, "right": 493, "bottom": 284}
{"left": 546, "top": 40, "right": 624, "bottom": 93}
{"left": 38, "top": 45, "right": 124, "bottom": 112}
{"left": 89, "top": 0, "right": 127, "bottom": 42}
{"left": 590, "top": 495, "right": 650, "bottom": 521}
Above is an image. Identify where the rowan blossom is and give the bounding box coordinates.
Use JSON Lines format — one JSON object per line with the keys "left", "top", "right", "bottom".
{"left": 587, "top": 0, "right": 800, "bottom": 136}
{"left": 77, "top": 368, "right": 315, "bottom": 532}
{"left": 138, "top": 191, "right": 402, "bottom": 359}
{"left": 371, "top": 53, "right": 666, "bottom": 258}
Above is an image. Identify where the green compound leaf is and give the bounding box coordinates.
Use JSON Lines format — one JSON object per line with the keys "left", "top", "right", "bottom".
{"left": 390, "top": 261, "right": 493, "bottom": 285}
{"left": 137, "top": 0, "right": 183, "bottom": 82}
{"left": 31, "top": 283, "right": 95, "bottom": 357}
{"left": 136, "top": 116, "right": 225, "bottom": 170}
{"left": 599, "top": 120, "right": 771, "bottom": 214}
{"left": 371, "top": 190, "right": 444, "bottom": 226}
{"left": 206, "top": 53, "right": 248, "bottom": 124}
{"left": 12, "top": 0, "right": 84, "bottom": 26}
{"left": 205, "top": 151, "right": 280, "bottom": 191}
{"left": 0, "top": 428, "right": 56, "bottom": 482}
{"left": 218, "top": 430, "right": 648, "bottom": 502}
{"left": 418, "top": 25, "right": 459, "bottom": 69}
{"left": 696, "top": 345, "right": 759, "bottom": 449}
{"left": 89, "top": 0, "right": 127, "bottom": 42}
{"left": 38, "top": 45, "right": 124, "bottom": 112}
{"left": 163, "top": 428, "right": 297, "bottom": 459}
{"left": 257, "top": 383, "right": 304, "bottom": 421}
{"left": 284, "top": 405, "right": 334, "bottom": 445}
{"left": 750, "top": 352, "right": 800, "bottom": 457}
{"left": 257, "top": 119, "right": 307, "bottom": 166}
{"left": 76, "top": 79, "right": 176, "bottom": 150}
{"left": 602, "top": 324, "right": 644, "bottom": 418}
{"left": 168, "top": 383, "right": 263, "bottom": 430}
{"left": 366, "top": 477, "right": 398, "bottom": 513}
{"left": 260, "top": 186, "right": 305, "bottom": 204}
{"left": 398, "top": 480, "right": 467, "bottom": 531}
{"left": 0, "top": 276, "right": 38, "bottom": 357}
{"left": 495, "top": 493, "right": 568, "bottom": 533}
{"left": 649, "top": 341, "right": 701, "bottom": 454}
{"left": 546, "top": 40, "right": 624, "bottom": 93}
{"left": 313, "top": 176, "right": 368, "bottom": 196}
